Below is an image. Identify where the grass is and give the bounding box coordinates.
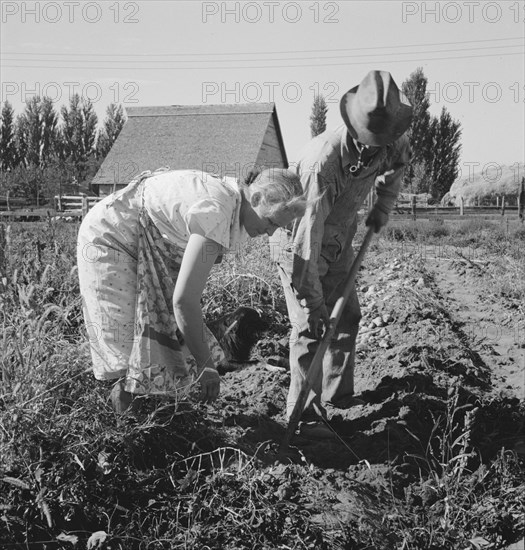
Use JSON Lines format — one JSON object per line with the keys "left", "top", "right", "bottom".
{"left": 1, "top": 217, "right": 524, "bottom": 549}
{"left": 202, "top": 235, "right": 287, "bottom": 325}
{"left": 391, "top": 403, "right": 524, "bottom": 550}
{"left": 384, "top": 217, "right": 525, "bottom": 251}
{"left": 381, "top": 218, "right": 525, "bottom": 304}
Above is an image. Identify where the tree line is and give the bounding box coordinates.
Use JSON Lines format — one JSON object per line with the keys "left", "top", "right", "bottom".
{"left": 309, "top": 67, "right": 462, "bottom": 201}
{"left": 401, "top": 67, "right": 462, "bottom": 200}
{"left": 0, "top": 95, "right": 125, "bottom": 202}
{"left": 1, "top": 66, "right": 461, "bottom": 204}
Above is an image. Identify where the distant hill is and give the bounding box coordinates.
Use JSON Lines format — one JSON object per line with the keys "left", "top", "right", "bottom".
{"left": 446, "top": 162, "right": 524, "bottom": 205}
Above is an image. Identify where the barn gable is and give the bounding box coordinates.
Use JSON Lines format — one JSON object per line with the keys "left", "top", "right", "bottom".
{"left": 92, "top": 103, "right": 288, "bottom": 196}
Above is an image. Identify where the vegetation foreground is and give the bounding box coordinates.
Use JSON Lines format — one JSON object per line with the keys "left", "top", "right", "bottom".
{"left": 0, "top": 217, "right": 524, "bottom": 549}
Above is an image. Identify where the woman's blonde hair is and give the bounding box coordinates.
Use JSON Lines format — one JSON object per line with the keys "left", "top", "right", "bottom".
{"left": 246, "top": 168, "right": 307, "bottom": 218}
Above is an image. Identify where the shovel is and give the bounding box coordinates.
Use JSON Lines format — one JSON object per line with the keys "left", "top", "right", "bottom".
{"left": 279, "top": 226, "right": 375, "bottom": 453}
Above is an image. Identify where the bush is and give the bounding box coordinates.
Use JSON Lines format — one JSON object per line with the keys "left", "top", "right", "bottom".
{"left": 511, "top": 224, "right": 525, "bottom": 241}
{"left": 384, "top": 222, "right": 419, "bottom": 242}
{"left": 202, "top": 236, "right": 288, "bottom": 328}
{"left": 425, "top": 218, "right": 450, "bottom": 239}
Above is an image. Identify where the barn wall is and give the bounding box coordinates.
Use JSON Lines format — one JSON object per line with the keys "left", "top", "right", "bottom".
{"left": 255, "top": 117, "right": 286, "bottom": 169}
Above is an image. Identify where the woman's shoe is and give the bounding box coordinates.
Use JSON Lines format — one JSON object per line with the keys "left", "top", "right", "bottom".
{"left": 110, "top": 381, "right": 136, "bottom": 413}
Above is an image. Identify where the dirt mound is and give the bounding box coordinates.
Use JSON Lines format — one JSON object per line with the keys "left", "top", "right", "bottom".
{"left": 212, "top": 249, "right": 523, "bottom": 475}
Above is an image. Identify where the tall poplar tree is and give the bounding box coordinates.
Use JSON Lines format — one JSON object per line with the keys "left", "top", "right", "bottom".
{"left": 0, "top": 101, "right": 18, "bottom": 171}
{"left": 96, "top": 103, "right": 126, "bottom": 160}
{"left": 309, "top": 94, "right": 328, "bottom": 138}
{"left": 401, "top": 67, "right": 432, "bottom": 193}
{"left": 59, "top": 94, "right": 99, "bottom": 182}
{"left": 16, "top": 96, "right": 58, "bottom": 168}
{"left": 11, "top": 96, "right": 59, "bottom": 201}
{"left": 427, "top": 107, "right": 462, "bottom": 199}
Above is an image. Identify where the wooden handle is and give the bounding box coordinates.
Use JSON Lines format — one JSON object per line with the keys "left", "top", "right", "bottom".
{"left": 279, "top": 227, "right": 375, "bottom": 453}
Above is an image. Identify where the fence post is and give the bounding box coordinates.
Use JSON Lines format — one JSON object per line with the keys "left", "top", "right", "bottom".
{"left": 411, "top": 196, "right": 416, "bottom": 221}
{"left": 6, "top": 190, "right": 10, "bottom": 212}
{"left": 501, "top": 195, "right": 506, "bottom": 217}
{"left": 0, "top": 223, "right": 4, "bottom": 271}
{"left": 0, "top": 223, "right": 11, "bottom": 274}
{"left": 81, "top": 196, "right": 88, "bottom": 219}
{"left": 460, "top": 196, "right": 464, "bottom": 216}
{"left": 519, "top": 177, "right": 525, "bottom": 223}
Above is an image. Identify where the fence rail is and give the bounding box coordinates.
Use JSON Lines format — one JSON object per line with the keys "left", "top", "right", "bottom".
{"left": 1, "top": 198, "right": 523, "bottom": 223}
{"left": 392, "top": 203, "right": 522, "bottom": 221}
{"left": 0, "top": 195, "right": 103, "bottom": 222}
{"left": 54, "top": 195, "right": 102, "bottom": 214}
{"left": 0, "top": 195, "right": 30, "bottom": 211}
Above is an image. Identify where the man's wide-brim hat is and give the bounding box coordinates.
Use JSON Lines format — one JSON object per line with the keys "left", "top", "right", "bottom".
{"left": 340, "top": 70, "right": 413, "bottom": 146}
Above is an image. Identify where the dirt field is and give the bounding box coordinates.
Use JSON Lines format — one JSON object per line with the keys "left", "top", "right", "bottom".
{"left": 220, "top": 237, "right": 525, "bottom": 463}
{"left": 1, "top": 220, "right": 524, "bottom": 549}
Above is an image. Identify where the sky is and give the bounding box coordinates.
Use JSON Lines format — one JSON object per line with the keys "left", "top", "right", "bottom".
{"left": 1, "top": 0, "right": 524, "bottom": 182}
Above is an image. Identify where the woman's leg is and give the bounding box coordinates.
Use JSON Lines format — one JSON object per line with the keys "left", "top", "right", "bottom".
{"left": 78, "top": 233, "right": 139, "bottom": 412}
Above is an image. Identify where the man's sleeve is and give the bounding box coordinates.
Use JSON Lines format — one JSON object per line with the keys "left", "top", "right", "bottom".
{"left": 374, "top": 134, "right": 411, "bottom": 214}
{"left": 290, "top": 163, "right": 334, "bottom": 313}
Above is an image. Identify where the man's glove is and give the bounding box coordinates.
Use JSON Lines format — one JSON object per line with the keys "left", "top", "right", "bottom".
{"left": 307, "top": 303, "right": 330, "bottom": 339}
{"left": 366, "top": 205, "right": 389, "bottom": 233}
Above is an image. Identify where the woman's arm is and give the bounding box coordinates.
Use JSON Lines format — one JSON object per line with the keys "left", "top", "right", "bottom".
{"left": 173, "top": 233, "right": 221, "bottom": 402}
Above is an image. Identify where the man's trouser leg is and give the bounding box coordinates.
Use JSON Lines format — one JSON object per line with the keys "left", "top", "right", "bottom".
{"left": 320, "top": 266, "right": 362, "bottom": 409}
{"left": 277, "top": 264, "right": 362, "bottom": 420}
{"left": 277, "top": 263, "right": 320, "bottom": 420}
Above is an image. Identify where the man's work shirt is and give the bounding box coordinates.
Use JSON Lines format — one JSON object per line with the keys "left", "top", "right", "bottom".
{"left": 270, "top": 125, "right": 410, "bottom": 313}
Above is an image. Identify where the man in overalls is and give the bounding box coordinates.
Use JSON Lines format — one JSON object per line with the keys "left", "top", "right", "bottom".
{"left": 270, "top": 70, "right": 413, "bottom": 425}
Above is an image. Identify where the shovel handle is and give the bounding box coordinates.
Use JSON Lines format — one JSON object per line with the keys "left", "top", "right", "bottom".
{"left": 280, "top": 227, "right": 375, "bottom": 453}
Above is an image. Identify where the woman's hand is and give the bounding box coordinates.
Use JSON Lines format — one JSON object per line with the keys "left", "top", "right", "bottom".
{"left": 198, "top": 367, "right": 220, "bottom": 403}
{"left": 173, "top": 233, "right": 222, "bottom": 402}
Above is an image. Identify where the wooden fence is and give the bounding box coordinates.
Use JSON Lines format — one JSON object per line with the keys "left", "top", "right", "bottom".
{"left": 54, "top": 195, "right": 102, "bottom": 216}
{"left": 391, "top": 205, "right": 521, "bottom": 221}
{"left": 2, "top": 183, "right": 524, "bottom": 223}
{"left": 392, "top": 193, "right": 523, "bottom": 222}
{"left": 0, "top": 195, "right": 103, "bottom": 222}
{"left": 0, "top": 194, "right": 29, "bottom": 211}
{"left": 393, "top": 177, "right": 525, "bottom": 221}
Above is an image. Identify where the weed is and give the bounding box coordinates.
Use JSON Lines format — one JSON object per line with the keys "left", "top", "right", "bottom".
{"left": 202, "top": 236, "right": 289, "bottom": 332}
{"left": 390, "top": 387, "right": 524, "bottom": 549}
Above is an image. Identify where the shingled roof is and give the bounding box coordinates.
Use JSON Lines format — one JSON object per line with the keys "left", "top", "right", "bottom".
{"left": 92, "top": 103, "right": 288, "bottom": 193}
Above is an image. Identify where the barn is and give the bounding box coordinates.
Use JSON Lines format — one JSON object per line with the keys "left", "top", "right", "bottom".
{"left": 91, "top": 103, "right": 288, "bottom": 196}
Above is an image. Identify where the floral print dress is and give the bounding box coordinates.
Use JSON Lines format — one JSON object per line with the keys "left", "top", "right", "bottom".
{"left": 77, "top": 169, "right": 245, "bottom": 396}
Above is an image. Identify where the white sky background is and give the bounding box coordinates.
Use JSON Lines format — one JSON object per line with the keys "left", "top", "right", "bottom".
{"left": 1, "top": 0, "right": 524, "bottom": 178}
